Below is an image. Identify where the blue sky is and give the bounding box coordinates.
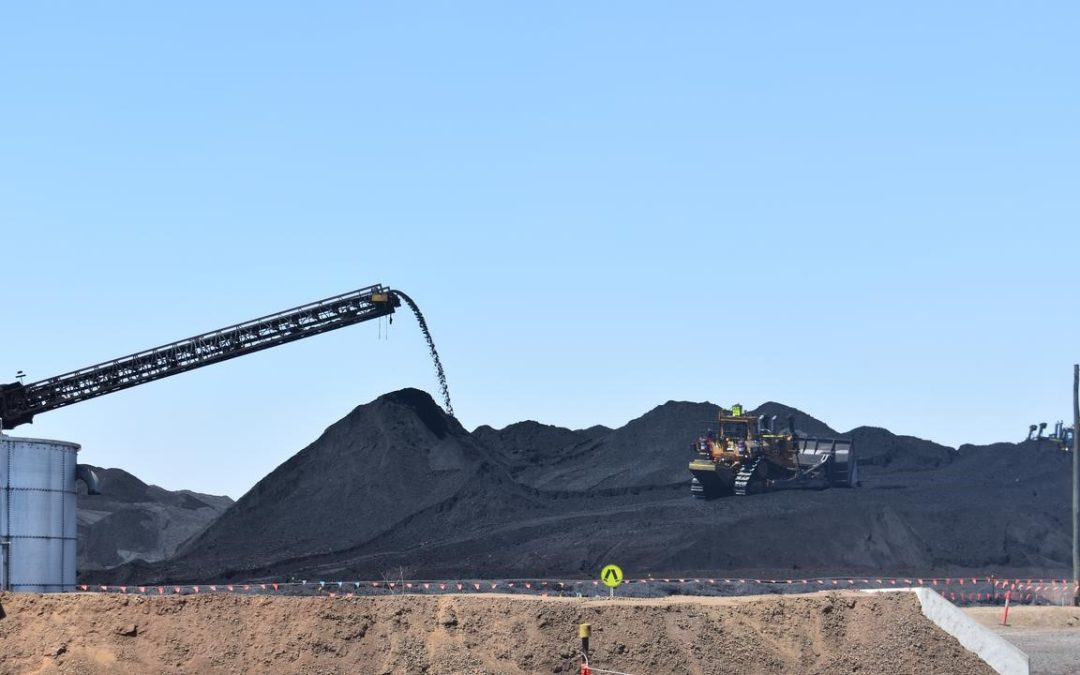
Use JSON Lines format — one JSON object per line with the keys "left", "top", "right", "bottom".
{"left": 2, "top": 2, "right": 1076, "bottom": 498}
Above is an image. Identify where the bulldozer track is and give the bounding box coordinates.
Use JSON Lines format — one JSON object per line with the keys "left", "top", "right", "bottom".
{"left": 733, "top": 456, "right": 764, "bottom": 496}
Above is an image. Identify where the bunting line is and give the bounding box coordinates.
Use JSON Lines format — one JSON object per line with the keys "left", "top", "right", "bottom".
{"left": 76, "top": 574, "right": 1080, "bottom": 605}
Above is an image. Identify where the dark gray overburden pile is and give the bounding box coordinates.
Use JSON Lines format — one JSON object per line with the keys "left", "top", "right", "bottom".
{"left": 77, "top": 467, "right": 232, "bottom": 570}
{"left": 88, "top": 389, "right": 1072, "bottom": 584}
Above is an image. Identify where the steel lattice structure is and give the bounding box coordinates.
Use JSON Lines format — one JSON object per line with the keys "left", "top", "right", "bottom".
{"left": 0, "top": 284, "right": 399, "bottom": 429}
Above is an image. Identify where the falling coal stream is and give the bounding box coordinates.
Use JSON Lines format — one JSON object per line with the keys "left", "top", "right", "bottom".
{"left": 391, "top": 290, "right": 454, "bottom": 418}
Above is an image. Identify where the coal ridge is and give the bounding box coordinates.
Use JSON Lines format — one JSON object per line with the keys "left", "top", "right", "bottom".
{"left": 86, "top": 390, "right": 1073, "bottom": 584}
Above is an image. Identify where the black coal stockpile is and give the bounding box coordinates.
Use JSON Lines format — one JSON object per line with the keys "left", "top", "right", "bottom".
{"left": 78, "top": 467, "right": 233, "bottom": 571}
{"left": 91, "top": 390, "right": 1074, "bottom": 585}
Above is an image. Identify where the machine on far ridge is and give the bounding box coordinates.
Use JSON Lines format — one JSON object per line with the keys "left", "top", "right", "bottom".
{"left": 688, "top": 403, "right": 858, "bottom": 498}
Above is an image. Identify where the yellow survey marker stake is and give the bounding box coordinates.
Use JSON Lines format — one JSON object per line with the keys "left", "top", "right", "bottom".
{"left": 601, "top": 564, "right": 623, "bottom": 588}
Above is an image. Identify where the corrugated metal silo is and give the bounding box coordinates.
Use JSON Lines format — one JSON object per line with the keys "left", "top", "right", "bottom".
{"left": 0, "top": 435, "right": 81, "bottom": 591}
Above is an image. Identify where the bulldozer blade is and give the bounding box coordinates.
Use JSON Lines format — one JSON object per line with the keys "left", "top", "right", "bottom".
{"left": 796, "top": 437, "right": 858, "bottom": 487}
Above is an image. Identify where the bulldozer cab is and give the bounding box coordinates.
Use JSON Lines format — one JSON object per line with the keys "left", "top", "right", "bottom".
{"left": 719, "top": 419, "right": 752, "bottom": 440}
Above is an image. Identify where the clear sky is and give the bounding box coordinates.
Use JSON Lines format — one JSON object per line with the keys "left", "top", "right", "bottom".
{"left": 2, "top": 2, "right": 1076, "bottom": 498}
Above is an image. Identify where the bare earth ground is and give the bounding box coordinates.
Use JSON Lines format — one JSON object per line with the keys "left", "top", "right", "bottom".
{"left": 0, "top": 591, "right": 991, "bottom": 675}
{"left": 965, "top": 606, "right": 1080, "bottom": 675}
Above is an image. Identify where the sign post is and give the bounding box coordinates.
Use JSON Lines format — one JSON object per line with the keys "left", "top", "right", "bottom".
{"left": 1073, "top": 364, "right": 1079, "bottom": 606}
{"left": 601, "top": 564, "right": 623, "bottom": 599}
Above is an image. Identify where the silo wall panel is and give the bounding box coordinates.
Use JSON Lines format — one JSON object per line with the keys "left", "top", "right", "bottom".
{"left": 63, "top": 490, "right": 77, "bottom": 538}
{"left": 7, "top": 440, "right": 59, "bottom": 490}
{"left": 10, "top": 538, "right": 65, "bottom": 592}
{"left": 0, "top": 436, "right": 81, "bottom": 592}
{"left": 9, "top": 490, "right": 65, "bottom": 538}
{"left": 63, "top": 538, "right": 76, "bottom": 587}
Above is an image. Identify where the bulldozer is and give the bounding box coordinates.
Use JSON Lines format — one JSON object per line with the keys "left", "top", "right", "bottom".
{"left": 688, "top": 404, "right": 858, "bottom": 498}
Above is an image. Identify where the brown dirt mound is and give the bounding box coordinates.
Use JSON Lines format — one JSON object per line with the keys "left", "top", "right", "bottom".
{"left": 0, "top": 591, "right": 991, "bottom": 674}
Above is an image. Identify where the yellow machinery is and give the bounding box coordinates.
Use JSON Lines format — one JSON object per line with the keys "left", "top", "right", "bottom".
{"left": 689, "top": 404, "right": 857, "bottom": 498}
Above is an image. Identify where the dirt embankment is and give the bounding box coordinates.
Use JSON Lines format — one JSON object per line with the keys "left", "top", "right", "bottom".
{"left": 0, "top": 591, "right": 991, "bottom": 674}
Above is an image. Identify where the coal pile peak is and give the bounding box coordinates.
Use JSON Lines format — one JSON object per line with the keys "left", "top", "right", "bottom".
{"left": 152, "top": 388, "right": 517, "bottom": 581}
{"left": 751, "top": 401, "right": 838, "bottom": 437}
{"left": 846, "top": 426, "right": 956, "bottom": 473}
{"left": 378, "top": 387, "right": 463, "bottom": 440}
